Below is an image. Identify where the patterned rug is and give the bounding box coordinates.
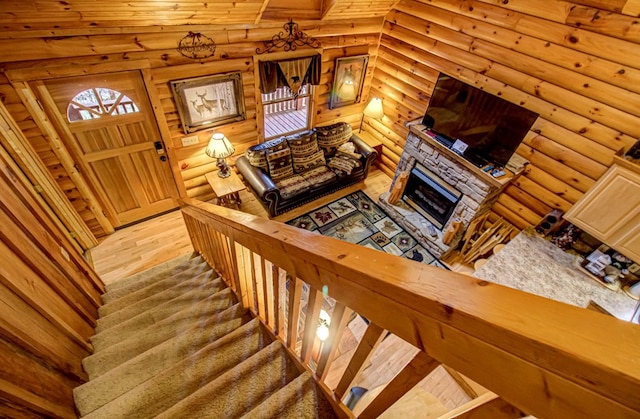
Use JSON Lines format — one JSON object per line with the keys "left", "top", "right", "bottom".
{"left": 286, "top": 190, "right": 446, "bottom": 269}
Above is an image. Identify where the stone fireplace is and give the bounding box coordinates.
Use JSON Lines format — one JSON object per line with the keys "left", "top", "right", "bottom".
{"left": 379, "top": 123, "right": 520, "bottom": 258}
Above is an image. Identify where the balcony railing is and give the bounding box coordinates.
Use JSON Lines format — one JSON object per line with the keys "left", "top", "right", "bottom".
{"left": 180, "top": 198, "right": 640, "bottom": 418}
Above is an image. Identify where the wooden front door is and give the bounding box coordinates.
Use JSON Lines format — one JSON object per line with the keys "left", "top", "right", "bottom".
{"left": 43, "top": 71, "right": 178, "bottom": 227}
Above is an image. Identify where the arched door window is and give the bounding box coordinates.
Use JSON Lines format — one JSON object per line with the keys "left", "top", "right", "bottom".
{"left": 67, "top": 87, "right": 139, "bottom": 122}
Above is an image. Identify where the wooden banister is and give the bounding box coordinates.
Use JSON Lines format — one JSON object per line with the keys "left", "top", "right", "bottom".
{"left": 180, "top": 199, "right": 640, "bottom": 418}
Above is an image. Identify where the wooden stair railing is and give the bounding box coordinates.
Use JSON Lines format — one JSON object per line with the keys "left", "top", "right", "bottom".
{"left": 180, "top": 199, "right": 640, "bottom": 418}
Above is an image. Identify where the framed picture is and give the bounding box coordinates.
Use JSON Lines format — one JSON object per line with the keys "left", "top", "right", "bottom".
{"left": 170, "top": 72, "right": 246, "bottom": 134}
{"left": 330, "top": 54, "right": 369, "bottom": 109}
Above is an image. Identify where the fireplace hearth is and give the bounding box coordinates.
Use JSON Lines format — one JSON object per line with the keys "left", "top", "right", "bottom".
{"left": 403, "top": 163, "right": 461, "bottom": 230}
{"left": 379, "top": 123, "right": 522, "bottom": 258}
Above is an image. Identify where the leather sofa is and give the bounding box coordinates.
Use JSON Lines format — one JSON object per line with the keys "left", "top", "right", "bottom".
{"left": 236, "top": 122, "right": 377, "bottom": 218}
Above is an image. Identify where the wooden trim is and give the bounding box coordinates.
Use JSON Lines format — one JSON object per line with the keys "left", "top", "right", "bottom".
{"left": 438, "top": 392, "right": 524, "bottom": 419}
{"left": 13, "top": 82, "right": 114, "bottom": 234}
{"left": 32, "top": 81, "right": 121, "bottom": 228}
{"left": 254, "top": 0, "right": 270, "bottom": 24}
{"left": 334, "top": 322, "right": 386, "bottom": 399}
{"left": 442, "top": 365, "right": 479, "bottom": 399}
{"left": 0, "top": 377, "right": 75, "bottom": 419}
{"left": 4, "top": 60, "right": 152, "bottom": 83}
{"left": 140, "top": 67, "right": 187, "bottom": 198}
{"left": 0, "top": 147, "right": 104, "bottom": 296}
{"left": 0, "top": 99, "right": 98, "bottom": 249}
{"left": 317, "top": 304, "right": 352, "bottom": 381}
{"left": 359, "top": 351, "right": 440, "bottom": 418}
{"left": 301, "top": 287, "right": 323, "bottom": 364}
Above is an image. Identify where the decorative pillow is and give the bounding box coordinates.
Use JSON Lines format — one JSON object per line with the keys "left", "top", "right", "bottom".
{"left": 286, "top": 131, "right": 318, "bottom": 156}
{"left": 293, "top": 149, "right": 326, "bottom": 173}
{"left": 266, "top": 147, "right": 294, "bottom": 181}
{"left": 315, "top": 122, "right": 353, "bottom": 156}
{"left": 327, "top": 152, "right": 362, "bottom": 176}
{"left": 246, "top": 137, "right": 288, "bottom": 171}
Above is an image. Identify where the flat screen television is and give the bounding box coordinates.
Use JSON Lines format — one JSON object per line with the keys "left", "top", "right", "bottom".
{"left": 422, "top": 74, "right": 538, "bottom": 168}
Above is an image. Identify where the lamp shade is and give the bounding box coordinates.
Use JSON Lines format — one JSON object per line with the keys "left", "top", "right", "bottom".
{"left": 363, "top": 97, "right": 384, "bottom": 119}
{"left": 205, "top": 133, "right": 235, "bottom": 159}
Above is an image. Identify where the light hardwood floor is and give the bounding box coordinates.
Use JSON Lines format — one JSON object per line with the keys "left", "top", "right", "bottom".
{"left": 90, "top": 168, "right": 393, "bottom": 285}
{"left": 89, "top": 166, "right": 476, "bottom": 414}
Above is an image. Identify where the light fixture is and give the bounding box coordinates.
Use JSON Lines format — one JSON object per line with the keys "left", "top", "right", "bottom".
{"left": 205, "top": 133, "right": 235, "bottom": 178}
{"left": 359, "top": 97, "right": 384, "bottom": 133}
{"left": 316, "top": 309, "right": 331, "bottom": 342}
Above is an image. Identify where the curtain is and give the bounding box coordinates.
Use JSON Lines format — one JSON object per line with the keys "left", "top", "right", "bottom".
{"left": 259, "top": 54, "right": 321, "bottom": 96}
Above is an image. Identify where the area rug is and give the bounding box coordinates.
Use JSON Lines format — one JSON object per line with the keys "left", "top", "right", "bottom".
{"left": 286, "top": 190, "right": 446, "bottom": 269}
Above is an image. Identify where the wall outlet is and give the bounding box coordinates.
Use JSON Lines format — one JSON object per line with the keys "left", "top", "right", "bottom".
{"left": 181, "top": 135, "right": 199, "bottom": 147}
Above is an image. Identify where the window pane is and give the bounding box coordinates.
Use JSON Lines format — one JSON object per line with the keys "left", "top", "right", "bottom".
{"left": 262, "top": 86, "right": 311, "bottom": 139}
{"left": 67, "top": 87, "right": 140, "bottom": 122}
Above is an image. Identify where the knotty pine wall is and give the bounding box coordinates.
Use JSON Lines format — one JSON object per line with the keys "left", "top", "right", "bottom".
{"left": 0, "top": 144, "right": 104, "bottom": 417}
{"left": 367, "top": 0, "right": 640, "bottom": 229}
{"left": 0, "top": 19, "right": 383, "bottom": 237}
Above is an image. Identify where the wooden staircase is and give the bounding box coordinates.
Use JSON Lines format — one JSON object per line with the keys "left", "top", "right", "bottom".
{"left": 74, "top": 254, "right": 337, "bottom": 418}
{"left": 73, "top": 198, "right": 640, "bottom": 418}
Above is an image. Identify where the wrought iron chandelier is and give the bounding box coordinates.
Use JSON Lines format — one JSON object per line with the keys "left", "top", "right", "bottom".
{"left": 256, "top": 20, "right": 320, "bottom": 54}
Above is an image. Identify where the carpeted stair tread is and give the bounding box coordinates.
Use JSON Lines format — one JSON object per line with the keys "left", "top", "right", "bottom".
{"left": 98, "top": 262, "right": 213, "bottom": 317}
{"left": 155, "top": 340, "right": 300, "bottom": 419}
{"left": 74, "top": 304, "right": 249, "bottom": 415}
{"left": 96, "top": 270, "right": 218, "bottom": 333}
{"left": 242, "top": 371, "right": 338, "bottom": 419}
{"left": 90, "top": 284, "right": 233, "bottom": 352}
{"left": 83, "top": 319, "right": 270, "bottom": 419}
{"left": 84, "top": 288, "right": 237, "bottom": 376}
{"left": 103, "top": 253, "right": 203, "bottom": 297}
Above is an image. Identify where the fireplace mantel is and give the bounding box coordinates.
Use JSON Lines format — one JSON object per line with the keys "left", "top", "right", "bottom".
{"left": 407, "top": 125, "right": 519, "bottom": 188}
{"left": 379, "top": 122, "right": 524, "bottom": 258}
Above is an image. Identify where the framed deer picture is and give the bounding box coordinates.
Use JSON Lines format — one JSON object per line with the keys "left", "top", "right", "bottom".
{"left": 170, "top": 72, "right": 246, "bottom": 134}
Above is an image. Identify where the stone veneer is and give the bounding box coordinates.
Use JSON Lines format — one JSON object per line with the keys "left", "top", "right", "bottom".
{"left": 378, "top": 125, "right": 514, "bottom": 258}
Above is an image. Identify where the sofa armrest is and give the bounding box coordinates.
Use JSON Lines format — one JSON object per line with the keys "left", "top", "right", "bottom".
{"left": 350, "top": 134, "right": 378, "bottom": 163}
{"left": 236, "top": 155, "right": 278, "bottom": 198}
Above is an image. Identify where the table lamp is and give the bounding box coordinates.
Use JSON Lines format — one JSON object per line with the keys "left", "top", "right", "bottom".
{"left": 359, "top": 97, "right": 384, "bottom": 133}
{"left": 205, "top": 133, "right": 235, "bottom": 178}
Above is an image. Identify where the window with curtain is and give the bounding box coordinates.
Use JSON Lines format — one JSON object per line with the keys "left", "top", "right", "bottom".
{"left": 259, "top": 55, "right": 321, "bottom": 140}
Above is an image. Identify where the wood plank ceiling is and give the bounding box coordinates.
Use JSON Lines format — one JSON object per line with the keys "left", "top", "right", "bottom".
{"left": 0, "top": 0, "right": 400, "bottom": 30}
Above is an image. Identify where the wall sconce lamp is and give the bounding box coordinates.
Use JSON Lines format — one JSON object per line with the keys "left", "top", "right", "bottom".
{"left": 205, "top": 133, "right": 235, "bottom": 178}
{"left": 359, "top": 97, "right": 384, "bottom": 133}
{"left": 316, "top": 309, "right": 331, "bottom": 342}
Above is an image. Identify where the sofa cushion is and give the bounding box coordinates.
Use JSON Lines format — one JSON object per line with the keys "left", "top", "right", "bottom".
{"left": 300, "top": 165, "right": 337, "bottom": 189}
{"left": 315, "top": 122, "right": 353, "bottom": 156}
{"left": 246, "top": 137, "right": 288, "bottom": 171}
{"left": 266, "top": 147, "right": 294, "bottom": 181}
{"left": 292, "top": 149, "right": 326, "bottom": 173}
{"left": 286, "top": 130, "right": 318, "bottom": 156}
{"left": 275, "top": 175, "right": 311, "bottom": 200}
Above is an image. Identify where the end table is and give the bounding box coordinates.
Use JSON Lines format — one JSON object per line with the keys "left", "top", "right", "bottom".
{"left": 205, "top": 170, "right": 247, "bottom": 209}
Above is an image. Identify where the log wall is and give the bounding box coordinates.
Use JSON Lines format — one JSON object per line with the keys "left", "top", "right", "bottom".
{"left": 2, "top": 1, "right": 640, "bottom": 234}
{"left": 0, "top": 134, "right": 104, "bottom": 417}
{"left": 0, "top": 19, "right": 383, "bottom": 221}
{"left": 368, "top": 0, "right": 640, "bottom": 229}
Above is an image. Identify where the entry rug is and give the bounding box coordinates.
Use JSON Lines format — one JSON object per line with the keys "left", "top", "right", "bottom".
{"left": 286, "top": 190, "right": 447, "bottom": 269}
